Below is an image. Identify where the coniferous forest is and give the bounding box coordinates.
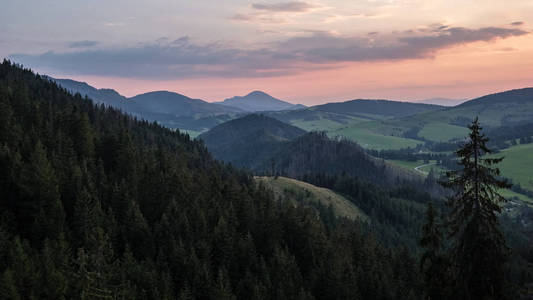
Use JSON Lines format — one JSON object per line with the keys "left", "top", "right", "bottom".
{"left": 0, "top": 60, "right": 532, "bottom": 299}
{"left": 0, "top": 61, "right": 425, "bottom": 299}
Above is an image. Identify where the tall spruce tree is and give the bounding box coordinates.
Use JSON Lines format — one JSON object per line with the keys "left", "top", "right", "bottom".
{"left": 441, "top": 117, "right": 511, "bottom": 300}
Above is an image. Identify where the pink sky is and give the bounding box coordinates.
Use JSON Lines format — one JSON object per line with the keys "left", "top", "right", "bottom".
{"left": 4, "top": 1, "right": 533, "bottom": 105}
{"left": 66, "top": 35, "right": 533, "bottom": 104}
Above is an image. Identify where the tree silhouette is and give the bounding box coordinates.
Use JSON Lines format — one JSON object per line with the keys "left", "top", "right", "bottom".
{"left": 441, "top": 117, "right": 511, "bottom": 299}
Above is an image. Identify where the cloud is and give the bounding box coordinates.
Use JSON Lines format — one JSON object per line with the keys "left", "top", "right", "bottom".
{"left": 230, "top": 14, "right": 253, "bottom": 21}
{"left": 69, "top": 40, "right": 99, "bottom": 48}
{"left": 231, "top": 1, "right": 319, "bottom": 23}
{"left": 251, "top": 1, "right": 316, "bottom": 12}
{"left": 510, "top": 21, "right": 524, "bottom": 26}
{"left": 278, "top": 26, "right": 528, "bottom": 63}
{"left": 11, "top": 37, "right": 297, "bottom": 79}
{"left": 10, "top": 25, "right": 528, "bottom": 79}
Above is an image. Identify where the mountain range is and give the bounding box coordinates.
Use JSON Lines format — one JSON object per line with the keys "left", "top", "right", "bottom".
{"left": 49, "top": 76, "right": 533, "bottom": 149}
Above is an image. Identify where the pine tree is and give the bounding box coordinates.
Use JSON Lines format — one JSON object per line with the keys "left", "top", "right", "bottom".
{"left": 420, "top": 203, "right": 449, "bottom": 299}
{"left": 440, "top": 117, "right": 511, "bottom": 299}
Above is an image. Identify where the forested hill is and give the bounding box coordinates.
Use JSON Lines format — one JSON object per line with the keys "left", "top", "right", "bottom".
{"left": 199, "top": 114, "right": 306, "bottom": 168}
{"left": 200, "top": 115, "right": 419, "bottom": 186}
{"left": 312, "top": 99, "right": 443, "bottom": 118}
{"left": 0, "top": 61, "right": 424, "bottom": 299}
{"left": 265, "top": 132, "right": 419, "bottom": 185}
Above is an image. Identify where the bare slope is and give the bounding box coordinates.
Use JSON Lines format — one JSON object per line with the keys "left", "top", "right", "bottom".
{"left": 256, "top": 176, "right": 369, "bottom": 222}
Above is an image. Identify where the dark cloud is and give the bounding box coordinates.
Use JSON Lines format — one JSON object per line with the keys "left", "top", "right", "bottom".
{"left": 10, "top": 25, "right": 528, "bottom": 79}
{"left": 11, "top": 38, "right": 296, "bottom": 79}
{"left": 510, "top": 21, "right": 524, "bottom": 26}
{"left": 251, "top": 1, "right": 315, "bottom": 12}
{"left": 278, "top": 26, "right": 528, "bottom": 63}
{"left": 69, "top": 40, "right": 99, "bottom": 48}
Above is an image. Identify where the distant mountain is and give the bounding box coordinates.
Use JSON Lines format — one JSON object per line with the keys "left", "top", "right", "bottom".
{"left": 413, "top": 87, "right": 533, "bottom": 128}
{"left": 312, "top": 99, "right": 443, "bottom": 118}
{"left": 337, "top": 87, "right": 533, "bottom": 146}
{"left": 419, "top": 98, "right": 467, "bottom": 106}
{"left": 127, "top": 91, "right": 241, "bottom": 117}
{"left": 458, "top": 87, "right": 533, "bottom": 107}
{"left": 217, "top": 91, "right": 305, "bottom": 112}
{"left": 48, "top": 77, "right": 127, "bottom": 105}
{"left": 263, "top": 98, "right": 445, "bottom": 135}
{"left": 198, "top": 114, "right": 305, "bottom": 168}
{"left": 51, "top": 78, "right": 243, "bottom": 132}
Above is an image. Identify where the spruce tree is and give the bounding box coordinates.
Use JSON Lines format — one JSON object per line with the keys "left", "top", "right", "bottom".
{"left": 441, "top": 117, "right": 511, "bottom": 299}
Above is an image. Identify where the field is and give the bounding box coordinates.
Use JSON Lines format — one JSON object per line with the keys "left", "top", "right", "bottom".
{"left": 488, "top": 143, "right": 533, "bottom": 192}
{"left": 255, "top": 176, "right": 369, "bottom": 222}
{"left": 388, "top": 159, "right": 447, "bottom": 176}
{"left": 328, "top": 100, "right": 533, "bottom": 148}
{"left": 388, "top": 160, "right": 423, "bottom": 170}
{"left": 389, "top": 155, "right": 533, "bottom": 204}
{"left": 418, "top": 122, "right": 469, "bottom": 142}
{"left": 290, "top": 114, "right": 368, "bottom": 132}
{"left": 330, "top": 127, "right": 423, "bottom": 150}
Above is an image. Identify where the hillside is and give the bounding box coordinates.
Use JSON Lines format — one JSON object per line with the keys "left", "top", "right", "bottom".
{"left": 313, "top": 99, "right": 443, "bottom": 118}
{"left": 330, "top": 87, "right": 533, "bottom": 148}
{"left": 128, "top": 91, "right": 241, "bottom": 116}
{"left": 266, "top": 99, "right": 445, "bottom": 137}
{"left": 266, "top": 132, "right": 420, "bottom": 185}
{"left": 198, "top": 114, "right": 306, "bottom": 168}
{"left": 200, "top": 114, "right": 421, "bottom": 186}
{"left": 0, "top": 60, "right": 432, "bottom": 299}
{"left": 217, "top": 90, "right": 305, "bottom": 112}
{"left": 255, "top": 176, "right": 369, "bottom": 222}
{"left": 48, "top": 77, "right": 127, "bottom": 105}
{"left": 488, "top": 143, "right": 533, "bottom": 192}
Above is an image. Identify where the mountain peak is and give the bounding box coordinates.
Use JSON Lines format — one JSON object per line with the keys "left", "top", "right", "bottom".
{"left": 218, "top": 91, "right": 305, "bottom": 112}
{"left": 246, "top": 90, "right": 270, "bottom": 97}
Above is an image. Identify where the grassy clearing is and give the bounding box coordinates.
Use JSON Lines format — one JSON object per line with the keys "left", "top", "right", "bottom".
{"left": 488, "top": 143, "right": 533, "bottom": 192}
{"left": 255, "top": 176, "right": 369, "bottom": 222}
{"left": 419, "top": 163, "right": 447, "bottom": 175}
{"left": 330, "top": 127, "right": 423, "bottom": 150}
{"left": 388, "top": 160, "right": 446, "bottom": 176}
{"left": 388, "top": 160, "right": 423, "bottom": 170}
{"left": 418, "top": 122, "right": 469, "bottom": 142}
{"left": 290, "top": 115, "right": 368, "bottom": 132}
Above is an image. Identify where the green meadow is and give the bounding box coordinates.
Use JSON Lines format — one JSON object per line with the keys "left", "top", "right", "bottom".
{"left": 489, "top": 143, "right": 533, "bottom": 192}
{"left": 330, "top": 127, "right": 423, "bottom": 150}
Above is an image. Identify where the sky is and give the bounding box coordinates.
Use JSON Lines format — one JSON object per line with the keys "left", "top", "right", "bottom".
{"left": 1, "top": 0, "right": 533, "bottom": 105}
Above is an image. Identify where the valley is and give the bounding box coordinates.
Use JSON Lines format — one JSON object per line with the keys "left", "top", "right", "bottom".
{"left": 54, "top": 77, "right": 533, "bottom": 203}
{"left": 4, "top": 0, "right": 533, "bottom": 297}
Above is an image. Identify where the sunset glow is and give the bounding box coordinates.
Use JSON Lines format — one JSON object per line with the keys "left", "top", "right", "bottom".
{"left": 2, "top": 0, "right": 532, "bottom": 103}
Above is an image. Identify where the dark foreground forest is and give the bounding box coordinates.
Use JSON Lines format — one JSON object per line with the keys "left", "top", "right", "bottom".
{"left": 0, "top": 61, "right": 531, "bottom": 299}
